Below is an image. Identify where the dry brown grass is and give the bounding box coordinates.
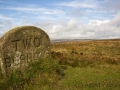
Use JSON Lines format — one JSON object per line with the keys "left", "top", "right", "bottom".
{"left": 51, "top": 39, "right": 120, "bottom": 67}
{"left": 0, "top": 39, "right": 120, "bottom": 90}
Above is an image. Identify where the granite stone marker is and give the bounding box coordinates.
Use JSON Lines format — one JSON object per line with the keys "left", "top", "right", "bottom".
{"left": 0, "top": 26, "right": 50, "bottom": 75}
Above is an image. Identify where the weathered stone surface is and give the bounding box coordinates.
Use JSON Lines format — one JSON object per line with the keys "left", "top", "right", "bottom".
{"left": 0, "top": 26, "right": 50, "bottom": 75}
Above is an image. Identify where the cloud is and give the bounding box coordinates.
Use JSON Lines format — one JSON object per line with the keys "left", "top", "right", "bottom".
{"left": 0, "top": 6, "right": 65, "bottom": 15}
{"left": 97, "top": 0, "right": 120, "bottom": 13}
{"left": 0, "top": 14, "right": 12, "bottom": 20}
{"left": 0, "top": 6, "right": 66, "bottom": 22}
{"left": 57, "top": 0, "right": 96, "bottom": 8}
{"left": 89, "top": 20, "right": 110, "bottom": 26}
{"left": 56, "top": 0, "right": 120, "bottom": 14}
{"left": 0, "top": 1, "right": 120, "bottom": 40}
{"left": 65, "top": 9, "right": 86, "bottom": 17}
{"left": 1, "top": 13, "right": 120, "bottom": 39}
{"left": 1, "top": 0, "right": 119, "bottom": 22}
{"left": 34, "top": 14, "right": 120, "bottom": 39}
{"left": 109, "top": 14, "right": 120, "bottom": 27}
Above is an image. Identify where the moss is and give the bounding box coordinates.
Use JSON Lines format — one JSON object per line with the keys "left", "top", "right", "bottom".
{"left": 0, "top": 26, "right": 50, "bottom": 76}
{"left": 1, "top": 26, "right": 45, "bottom": 40}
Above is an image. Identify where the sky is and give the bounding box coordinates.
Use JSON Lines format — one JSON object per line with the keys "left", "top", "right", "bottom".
{"left": 0, "top": 0, "right": 120, "bottom": 39}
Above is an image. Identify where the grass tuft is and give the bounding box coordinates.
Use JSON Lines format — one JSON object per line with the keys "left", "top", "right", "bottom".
{"left": 0, "top": 39, "right": 120, "bottom": 90}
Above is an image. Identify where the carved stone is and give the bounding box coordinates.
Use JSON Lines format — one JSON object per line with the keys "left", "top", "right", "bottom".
{"left": 0, "top": 26, "right": 50, "bottom": 75}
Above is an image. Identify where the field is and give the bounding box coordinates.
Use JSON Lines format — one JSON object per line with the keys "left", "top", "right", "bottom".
{"left": 0, "top": 39, "right": 120, "bottom": 90}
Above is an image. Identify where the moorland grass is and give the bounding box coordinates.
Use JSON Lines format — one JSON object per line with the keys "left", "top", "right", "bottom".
{"left": 0, "top": 39, "right": 120, "bottom": 90}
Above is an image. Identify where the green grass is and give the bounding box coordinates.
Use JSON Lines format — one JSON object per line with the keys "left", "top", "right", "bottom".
{"left": 59, "top": 66, "right": 120, "bottom": 90}
{"left": 0, "top": 58, "right": 64, "bottom": 90}
{"left": 0, "top": 39, "right": 120, "bottom": 90}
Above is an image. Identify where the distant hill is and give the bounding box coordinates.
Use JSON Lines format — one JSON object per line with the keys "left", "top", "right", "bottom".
{"left": 50, "top": 38, "right": 120, "bottom": 43}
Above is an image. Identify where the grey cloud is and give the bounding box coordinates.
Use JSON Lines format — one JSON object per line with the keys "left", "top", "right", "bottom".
{"left": 0, "top": 14, "right": 12, "bottom": 20}
{"left": 0, "top": 14, "right": 120, "bottom": 39}
{"left": 0, "top": 6, "right": 65, "bottom": 15}
{"left": 32, "top": 14, "right": 120, "bottom": 39}
{"left": 65, "top": 9, "right": 86, "bottom": 17}
{"left": 109, "top": 14, "right": 120, "bottom": 27}
{"left": 98, "top": 0, "right": 120, "bottom": 13}
{"left": 57, "top": 0, "right": 96, "bottom": 8}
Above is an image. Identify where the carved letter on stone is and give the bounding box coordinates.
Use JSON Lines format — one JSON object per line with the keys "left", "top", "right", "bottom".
{"left": 34, "top": 37, "right": 40, "bottom": 47}
{"left": 5, "top": 58, "right": 11, "bottom": 68}
{"left": 0, "top": 26, "right": 50, "bottom": 75}
{"left": 12, "top": 40, "right": 20, "bottom": 51}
